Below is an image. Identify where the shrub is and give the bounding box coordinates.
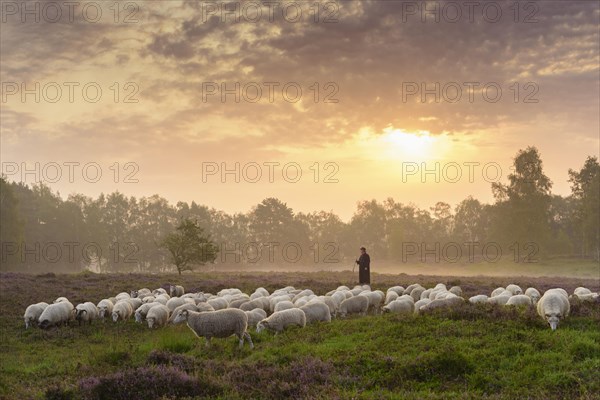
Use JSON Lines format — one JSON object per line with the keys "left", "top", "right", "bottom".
{"left": 146, "top": 350, "right": 196, "bottom": 373}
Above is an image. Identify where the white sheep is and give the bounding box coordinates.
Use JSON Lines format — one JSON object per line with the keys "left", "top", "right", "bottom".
{"left": 537, "top": 289, "right": 570, "bottom": 330}
{"left": 131, "top": 288, "right": 151, "bottom": 298}
{"left": 409, "top": 286, "right": 426, "bottom": 302}
{"left": 245, "top": 309, "right": 267, "bottom": 330}
{"left": 154, "top": 294, "right": 170, "bottom": 305}
{"left": 146, "top": 305, "right": 170, "bottom": 328}
{"left": 449, "top": 286, "right": 463, "bottom": 297}
{"left": 115, "top": 292, "right": 131, "bottom": 302}
{"left": 208, "top": 297, "right": 229, "bottom": 311}
{"left": 239, "top": 298, "right": 270, "bottom": 312}
{"left": 112, "top": 301, "right": 133, "bottom": 322}
{"left": 24, "top": 302, "right": 48, "bottom": 329}
{"left": 413, "top": 298, "right": 431, "bottom": 313}
{"left": 420, "top": 296, "right": 464, "bottom": 312}
{"left": 525, "top": 288, "right": 541, "bottom": 304}
{"left": 269, "top": 295, "right": 292, "bottom": 313}
{"left": 491, "top": 287, "right": 505, "bottom": 297}
{"left": 173, "top": 308, "right": 253, "bottom": 349}
{"left": 75, "top": 302, "right": 99, "bottom": 325}
{"left": 299, "top": 302, "right": 331, "bottom": 324}
{"left": 38, "top": 301, "right": 73, "bottom": 329}
{"left": 488, "top": 293, "right": 512, "bottom": 306}
{"left": 153, "top": 288, "right": 167, "bottom": 296}
{"left": 360, "top": 291, "right": 383, "bottom": 314}
{"left": 97, "top": 299, "right": 114, "bottom": 320}
{"left": 54, "top": 297, "right": 70, "bottom": 304}
{"left": 166, "top": 297, "right": 194, "bottom": 313}
{"left": 383, "top": 298, "right": 414, "bottom": 314}
{"left": 338, "top": 295, "right": 369, "bottom": 317}
{"left": 469, "top": 295, "right": 488, "bottom": 304}
{"left": 506, "top": 284, "right": 523, "bottom": 295}
{"left": 505, "top": 295, "right": 532, "bottom": 307}
{"left": 170, "top": 285, "right": 185, "bottom": 297}
{"left": 315, "top": 296, "right": 337, "bottom": 318}
{"left": 274, "top": 301, "right": 295, "bottom": 312}
{"left": 256, "top": 308, "right": 306, "bottom": 334}
{"left": 135, "top": 302, "right": 162, "bottom": 323}
{"left": 387, "top": 286, "right": 405, "bottom": 296}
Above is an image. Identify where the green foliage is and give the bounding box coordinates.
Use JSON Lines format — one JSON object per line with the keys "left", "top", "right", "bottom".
{"left": 161, "top": 218, "right": 218, "bottom": 275}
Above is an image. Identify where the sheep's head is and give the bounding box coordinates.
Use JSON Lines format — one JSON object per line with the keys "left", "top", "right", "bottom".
{"left": 256, "top": 320, "right": 267, "bottom": 333}
{"left": 545, "top": 312, "right": 562, "bottom": 331}
{"left": 131, "top": 290, "right": 138, "bottom": 298}
{"left": 134, "top": 311, "right": 143, "bottom": 323}
{"left": 39, "top": 319, "right": 51, "bottom": 329}
{"left": 76, "top": 309, "right": 87, "bottom": 321}
{"left": 112, "top": 311, "right": 120, "bottom": 322}
{"left": 147, "top": 317, "right": 155, "bottom": 329}
{"left": 172, "top": 309, "right": 188, "bottom": 325}
{"left": 98, "top": 308, "right": 106, "bottom": 318}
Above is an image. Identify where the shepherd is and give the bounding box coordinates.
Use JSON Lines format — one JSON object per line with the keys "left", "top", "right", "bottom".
{"left": 355, "top": 246, "right": 371, "bottom": 285}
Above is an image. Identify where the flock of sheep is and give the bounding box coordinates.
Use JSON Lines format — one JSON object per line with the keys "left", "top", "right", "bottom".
{"left": 23, "top": 282, "right": 599, "bottom": 348}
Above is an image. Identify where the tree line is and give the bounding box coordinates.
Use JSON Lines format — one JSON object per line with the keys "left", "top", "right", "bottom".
{"left": 1, "top": 147, "right": 598, "bottom": 273}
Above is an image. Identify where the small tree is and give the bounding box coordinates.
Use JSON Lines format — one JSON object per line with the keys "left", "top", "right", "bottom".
{"left": 161, "top": 218, "right": 218, "bottom": 275}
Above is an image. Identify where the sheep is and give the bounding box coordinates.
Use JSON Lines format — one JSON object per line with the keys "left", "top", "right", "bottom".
{"left": 420, "top": 289, "right": 432, "bottom": 300}
{"left": 292, "top": 289, "right": 315, "bottom": 303}
{"left": 449, "top": 286, "right": 463, "bottom": 297}
{"left": 488, "top": 294, "right": 511, "bottom": 306}
{"left": 115, "top": 292, "right": 131, "bottom": 302}
{"left": 169, "top": 285, "right": 185, "bottom": 297}
{"left": 54, "top": 297, "right": 70, "bottom": 304}
{"left": 24, "top": 302, "right": 49, "bottom": 329}
{"left": 299, "top": 302, "right": 331, "bottom": 324}
{"left": 269, "top": 295, "right": 292, "bottom": 313}
{"left": 207, "top": 297, "right": 229, "bottom": 311}
{"left": 146, "top": 305, "right": 170, "bottom": 328}
{"left": 409, "top": 287, "right": 426, "bottom": 302}
{"left": 112, "top": 301, "right": 133, "bottom": 322}
{"left": 245, "top": 309, "right": 268, "bottom": 330}
{"left": 131, "top": 288, "right": 151, "bottom": 298}
{"left": 240, "top": 298, "right": 270, "bottom": 313}
{"left": 173, "top": 308, "right": 253, "bottom": 349}
{"left": 525, "top": 288, "right": 541, "bottom": 304}
{"left": 126, "top": 298, "right": 143, "bottom": 310}
{"left": 387, "top": 286, "right": 405, "bottom": 296}
{"left": 336, "top": 285, "right": 350, "bottom": 292}
{"left": 469, "top": 295, "right": 489, "bottom": 304}
{"left": 331, "top": 291, "right": 348, "bottom": 308}
{"left": 135, "top": 302, "right": 162, "bottom": 323}
{"left": 420, "top": 296, "right": 464, "bottom": 312}
{"left": 315, "top": 296, "right": 337, "bottom": 318}
{"left": 360, "top": 291, "right": 384, "bottom": 314}
{"left": 384, "top": 291, "right": 399, "bottom": 305}
{"left": 505, "top": 295, "right": 532, "bottom": 307}
{"left": 166, "top": 297, "right": 194, "bottom": 313}
{"left": 153, "top": 288, "right": 167, "bottom": 296}
{"left": 274, "top": 300, "right": 295, "bottom": 312}
{"left": 154, "top": 294, "right": 170, "bottom": 305}
{"left": 141, "top": 296, "right": 156, "bottom": 304}
{"left": 339, "top": 295, "right": 369, "bottom": 318}
{"left": 217, "top": 288, "right": 242, "bottom": 297}
{"left": 97, "top": 299, "right": 114, "bottom": 320}
{"left": 506, "top": 284, "right": 523, "bottom": 295}
{"left": 256, "top": 308, "right": 306, "bottom": 334}
{"left": 537, "top": 289, "right": 570, "bottom": 330}
{"left": 229, "top": 298, "right": 250, "bottom": 309}
{"left": 75, "top": 302, "right": 99, "bottom": 325}
{"left": 38, "top": 301, "right": 73, "bottom": 329}
{"left": 383, "top": 298, "right": 414, "bottom": 314}
{"left": 571, "top": 287, "right": 598, "bottom": 302}
{"left": 251, "top": 287, "right": 270, "bottom": 298}
{"left": 414, "top": 298, "right": 431, "bottom": 313}
{"left": 491, "top": 287, "right": 505, "bottom": 297}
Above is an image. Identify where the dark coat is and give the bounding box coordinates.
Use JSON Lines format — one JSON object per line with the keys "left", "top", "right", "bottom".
{"left": 356, "top": 253, "right": 371, "bottom": 284}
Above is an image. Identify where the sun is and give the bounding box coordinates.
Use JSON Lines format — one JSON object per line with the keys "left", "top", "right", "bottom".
{"left": 381, "top": 127, "right": 435, "bottom": 159}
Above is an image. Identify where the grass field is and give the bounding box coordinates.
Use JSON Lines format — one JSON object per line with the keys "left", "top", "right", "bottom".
{"left": 0, "top": 270, "right": 599, "bottom": 399}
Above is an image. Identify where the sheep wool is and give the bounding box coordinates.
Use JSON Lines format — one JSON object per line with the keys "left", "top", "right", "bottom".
{"left": 24, "top": 302, "right": 49, "bottom": 329}
{"left": 244, "top": 308, "right": 267, "bottom": 330}
{"left": 339, "top": 295, "right": 369, "bottom": 317}
{"left": 383, "top": 298, "right": 414, "bottom": 314}
{"left": 537, "top": 289, "right": 570, "bottom": 330}
{"left": 38, "top": 301, "right": 73, "bottom": 329}
{"left": 112, "top": 301, "right": 133, "bottom": 322}
{"left": 173, "top": 308, "right": 253, "bottom": 349}
{"left": 75, "top": 302, "right": 99, "bottom": 325}
{"left": 505, "top": 295, "right": 532, "bottom": 307}
{"left": 299, "top": 301, "right": 331, "bottom": 324}
{"left": 97, "top": 299, "right": 114, "bottom": 319}
{"left": 256, "top": 308, "right": 306, "bottom": 334}
{"left": 525, "top": 288, "right": 541, "bottom": 304}
{"left": 170, "top": 285, "right": 185, "bottom": 297}
{"left": 469, "top": 295, "right": 488, "bottom": 304}
{"left": 146, "top": 305, "right": 170, "bottom": 328}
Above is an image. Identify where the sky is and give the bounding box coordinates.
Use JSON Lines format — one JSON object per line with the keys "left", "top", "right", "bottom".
{"left": 1, "top": 0, "right": 599, "bottom": 221}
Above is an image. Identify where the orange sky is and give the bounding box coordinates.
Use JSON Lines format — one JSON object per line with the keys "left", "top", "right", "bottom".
{"left": 1, "top": 0, "right": 598, "bottom": 221}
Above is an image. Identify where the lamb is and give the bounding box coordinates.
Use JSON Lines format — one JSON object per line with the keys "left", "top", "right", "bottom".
{"left": 97, "top": 299, "right": 114, "bottom": 320}
{"left": 173, "top": 308, "right": 253, "bottom": 349}
{"left": 170, "top": 285, "right": 185, "bottom": 297}
{"left": 506, "top": 284, "right": 523, "bottom": 295}
{"left": 505, "top": 295, "right": 532, "bottom": 307}
{"left": 383, "top": 298, "right": 414, "bottom": 314}
{"left": 299, "top": 302, "right": 331, "bottom": 324}
{"left": 112, "top": 301, "right": 134, "bottom": 322}
{"left": 338, "top": 295, "right": 369, "bottom": 317}
{"left": 537, "top": 289, "right": 570, "bottom": 330}
{"left": 38, "top": 301, "right": 73, "bottom": 329}
{"left": 525, "top": 288, "right": 541, "bottom": 304}
{"left": 24, "top": 302, "right": 49, "bottom": 329}
{"left": 245, "top": 309, "right": 268, "bottom": 330}
{"left": 274, "top": 301, "right": 295, "bottom": 312}
{"left": 75, "top": 302, "right": 99, "bottom": 325}
{"left": 256, "top": 308, "right": 306, "bottom": 334}
{"left": 146, "top": 305, "right": 170, "bottom": 328}
{"left": 469, "top": 295, "right": 489, "bottom": 304}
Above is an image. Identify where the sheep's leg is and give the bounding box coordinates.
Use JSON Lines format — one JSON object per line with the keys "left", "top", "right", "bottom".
{"left": 238, "top": 334, "right": 244, "bottom": 349}
{"left": 244, "top": 332, "right": 254, "bottom": 349}
{"left": 204, "top": 337, "right": 211, "bottom": 348}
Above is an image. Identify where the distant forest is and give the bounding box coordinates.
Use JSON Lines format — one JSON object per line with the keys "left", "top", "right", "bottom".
{"left": 1, "top": 147, "right": 598, "bottom": 273}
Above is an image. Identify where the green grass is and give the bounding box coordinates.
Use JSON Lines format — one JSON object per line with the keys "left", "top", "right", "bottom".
{"left": 0, "top": 271, "right": 599, "bottom": 399}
